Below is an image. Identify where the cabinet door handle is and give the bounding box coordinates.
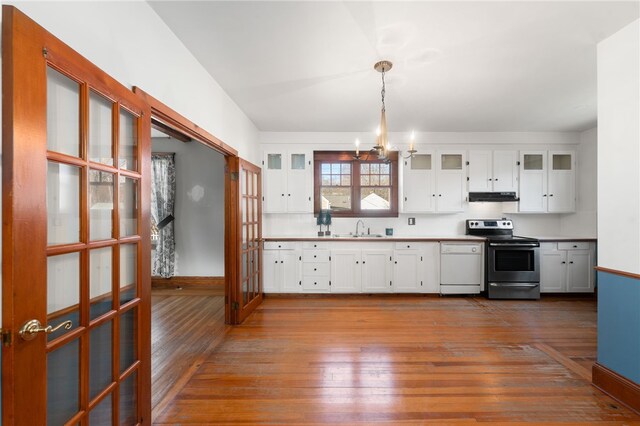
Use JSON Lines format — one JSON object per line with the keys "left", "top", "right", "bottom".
{"left": 281, "top": 193, "right": 285, "bottom": 196}
{"left": 280, "top": 261, "right": 284, "bottom": 264}
{"left": 494, "top": 178, "right": 498, "bottom": 181}
{"left": 439, "top": 194, "right": 442, "bottom": 197}
{"left": 313, "top": 268, "right": 317, "bottom": 271}
{"left": 362, "top": 261, "right": 366, "bottom": 264}
{"left": 569, "top": 261, "right": 574, "bottom": 264}
{"left": 543, "top": 194, "right": 547, "bottom": 197}
{"left": 488, "top": 178, "right": 493, "bottom": 181}
{"left": 394, "top": 261, "right": 398, "bottom": 264}
{"left": 561, "top": 261, "right": 566, "bottom": 264}
{"left": 356, "top": 261, "right": 359, "bottom": 264}
{"left": 313, "top": 255, "right": 317, "bottom": 258}
{"left": 549, "top": 194, "right": 554, "bottom": 197}
{"left": 432, "top": 194, "right": 436, "bottom": 197}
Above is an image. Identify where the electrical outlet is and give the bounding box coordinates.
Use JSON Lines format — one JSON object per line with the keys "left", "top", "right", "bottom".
{"left": 408, "top": 217, "right": 416, "bottom": 225}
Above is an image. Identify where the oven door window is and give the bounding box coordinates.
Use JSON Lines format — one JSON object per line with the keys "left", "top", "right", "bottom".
{"left": 494, "top": 249, "right": 535, "bottom": 271}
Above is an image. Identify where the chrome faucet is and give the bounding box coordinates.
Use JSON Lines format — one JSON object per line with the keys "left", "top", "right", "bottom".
{"left": 355, "top": 219, "right": 365, "bottom": 236}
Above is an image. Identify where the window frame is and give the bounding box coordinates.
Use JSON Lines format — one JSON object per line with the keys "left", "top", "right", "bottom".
{"left": 313, "top": 150, "right": 399, "bottom": 218}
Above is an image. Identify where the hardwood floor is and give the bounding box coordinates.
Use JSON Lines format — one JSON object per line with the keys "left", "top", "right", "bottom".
{"left": 153, "top": 296, "right": 640, "bottom": 424}
{"left": 151, "top": 285, "right": 228, "bottom": 418}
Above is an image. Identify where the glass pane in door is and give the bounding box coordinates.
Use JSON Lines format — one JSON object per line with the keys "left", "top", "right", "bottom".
{"left": 47, "top": 162, "right": 80, "bottom": 245}
{"left": 120, "top": 307, "right": 137, "bottom": 374}
{"left": 119, "top": 108, "right": 138, "bottom": 171}
{"left": 267, "top": 153, "right": 281, "bottom": 170}
{"left": 89, "top": 91, "right": 114, "bottom": 165}
{"left": 552, "top": 154, "right": 572, "bottom": 170}
{"left": 46, "top": 67, "right": 80, "bottom": 157}
{"left": 90, "top": 247, "right": 113, "bottom": 320}
{"left": 411, "top": 154, "right": 431, "bottom": 170}
{"left": 88, "top": 393, "right": 112, "bottom": 426}
{"left": 524, "top": 154, "right": 543, "bottom": 170}
{"left": 89, "top": 321, "right": 113, "bottom": 400}
{"left": 120, "top": 244, "right": 137, "bottom": 303}
{"left": 119, "top": 177, "right": 138, "bottom": 237}
{"left": 47, "top": 338, "right": 80, "bottom": 426}
{"left": 290, "top": 153, "right": 306, "bottom": 170}
{"left": 119, "top": 371, "right": 137, "bottom": 426}
{"left": 441, "top": 154, "right": 462, "bottom": 170}
{"left": 89, "top": 170, "right": 114, "bottom": 241}
{"left": 47, "top": 252, "right": 80, "bottom": 341}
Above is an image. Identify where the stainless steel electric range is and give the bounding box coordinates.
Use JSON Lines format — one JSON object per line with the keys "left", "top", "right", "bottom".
{"left": 466, "top": 219, "right": 540, "bottom": 300}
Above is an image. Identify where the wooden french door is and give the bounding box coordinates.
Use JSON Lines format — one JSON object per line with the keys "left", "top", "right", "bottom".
{"left": 228, "top": 159, "right": 263, "bottom": 324}
{"left": 2, "top": 7, "right": 151, "bottom": 425}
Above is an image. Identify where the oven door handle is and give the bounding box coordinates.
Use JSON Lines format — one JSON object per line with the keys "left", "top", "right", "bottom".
{"left": 489, "top": 242, "right": 539, "bottom": 247}
{"left": 489, "top": 283, "right": 539, "bottom": 288}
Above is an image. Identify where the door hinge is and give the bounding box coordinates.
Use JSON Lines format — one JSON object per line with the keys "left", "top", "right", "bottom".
{"left": 262, "top": 160, "right": 264, "bottom": 165}
{"left": 329, "top": 281, "right": 332, "bottom": 286}
{"left": 466, "top": 177, "right": 469, "bottom": 181}
{"left": 230, "top": 172, "right": 239, "bottom": 181}
{"left": 299, "top": 281, "right": 301, "bottom": 286}
{"left": 421, "top": 281, "right": 423, "bottom": 286}
{"left": 299, "top": 256, "right": 302, "bottom": 261}
{"left": 421, "top": 256, "right": 423, "bottom": 261}
{"left": 517, "top": 161, "right": 521, "bottom": 166}
{"left": 329, "top": 256, "right": 332, "bottom": 261}
{"left": 1, "top": 329, "right": 12, "bottom": 347}
{"left": 466, "top": 161, "right": 469, "bottom": 166}
{"left": 232, "top": 302, "right": 240, "bottom": 311}
{"left": 390, "top": 281, "right": 392, "bottom": 286}
{"left": 42, "top": 47, "right": 48, "bottom": 58}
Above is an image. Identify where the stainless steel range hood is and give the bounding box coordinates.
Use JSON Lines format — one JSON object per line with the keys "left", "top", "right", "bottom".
{"left": 468, "top": 192, "right": 519, "bottom": 202}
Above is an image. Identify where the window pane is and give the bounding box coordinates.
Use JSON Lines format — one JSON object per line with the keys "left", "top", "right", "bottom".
{"left": 290, "top": 154, "right": 305, "bottom": 170}
{"left": 47, "top": 338, "right": 80, "bottom": 426}
{"left": 267, "top": 154, "right": 281, "bottom": 170}
{"left": 89, "top": 321, "right": 112, "bottom": 400}
{"left": 370, "top": 175, "right": 380, "bottom": 186}
{"left": 47, "top": 252, "right": 80, "bottom": 341}
{"left": 524, "top": 154, "right": 543, "bottom": 170}
{"left": 90, "top": 247, "right": 113, "bottom": 320}
{"left": 380, "top": 163, "right": 390, "bottom": 174}
{"left": 89, "top": 392, "right": 112, "bottom": 426}
{"left": 321, "top": 175, "right": 331, "bottom": 185}
{"left": 552, "top": 154, "right": 571, "bottom": 170}
{"left": 380, "top": 175, "right": 390, "bottom": 186}
{"left": 120, "top": 307, "right": 137, "bottom": 373}
{"left": 361, "top": 175, "right": 370, "bottom": 186}
{"left": 331, "top": 164, "right": 341, "bottom": 174}
{"left": 320, "top": 187, "right": 351, "bottom": 211}
{"left": 341, "top": 175, "right": 351, "bottom": 186}
{"left": 331, "top": 175, "right": 340, "bottom": 186}
{"left": 361, "top": 188, "right": 391, "bottom": 210}
{"left": 360, "top": 164, "right": 370, "bottom": 174}
{"left": 411, "top": 154, "right": 431, "bottom": 170}
{"left": 119, "top": 177, "right": 138, "bottom": 237}
{"left": 441, "top": 154, "right": 462, "bottom": 170}
{"left": 370, "top": 163, "right": 380, "bottom": 174}
{"left": 120, "top": 244, "right": 137, "bottom": 304}
{"left": 341, "top": 164, "right": 351, "bottom": 174}
{"left": 321, "top": 163, "right": 330, "bottom": 174}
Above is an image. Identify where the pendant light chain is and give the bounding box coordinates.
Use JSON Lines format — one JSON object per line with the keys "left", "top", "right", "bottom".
{"left": 381, "top": 68, "right": 386, "bottom": 113}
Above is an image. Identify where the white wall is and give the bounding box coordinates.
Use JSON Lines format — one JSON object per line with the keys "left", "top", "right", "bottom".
{"left": 0, "top": 1, "right": 260, "bottom": 163}
{"left": 261, "top": 131, "right": 594, "bottom": 238}
{"left": 152, "top": 137, "right": 225, "bottom": 276}
{"left": 597, "top": 19, "right": 640, "bottom": 274}
{"left": 561, "top": 127, "right": 597, "bottom": 237}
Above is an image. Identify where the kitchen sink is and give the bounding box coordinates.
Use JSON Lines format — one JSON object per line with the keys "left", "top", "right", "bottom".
{"left": 332, "top": 233, "right": 386, "bottom": 238}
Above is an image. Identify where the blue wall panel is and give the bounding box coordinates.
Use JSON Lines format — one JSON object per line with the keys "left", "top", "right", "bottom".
{"left": 597, "top": 270, "right": 640, "bottom": 384}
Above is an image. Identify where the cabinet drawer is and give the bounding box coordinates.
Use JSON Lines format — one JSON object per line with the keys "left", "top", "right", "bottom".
{"left": 303, "top": 262, "right": 330, "bottom": 276}
{"left": 558, "top": 242, "right": 590, "bottom": 250}
{"left": 395, "top": 242, "right": 420, "bottom": 250}
{"left": 303, "top": 249, "right": 330, "bottom": 263}
{"left": 303, "top": 241, "right": 329, "bottom": 249}
{"left": 302, "top": 276, "right": 330, "bottom": 291}
{"left": 264, "top": 241, "right": 295, "bottom": 250}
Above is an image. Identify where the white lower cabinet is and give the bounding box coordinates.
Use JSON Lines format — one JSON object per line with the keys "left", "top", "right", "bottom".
{"left": 362, "top": 249, "right": 394, "bottom": 293}
{"left": 264, "top": 240, "right": 442, "bottom": 294}
{"left": 540, "top": 241, "right": 595, "bottom": 293}
{"left": 329, "top": 249, "right": 362, "bottom": 293}
{"left": 263, "top": 242, "right": 302, "bottom": 293}
{"left": 393, "top": 242, "right": 440, "bottom": 293}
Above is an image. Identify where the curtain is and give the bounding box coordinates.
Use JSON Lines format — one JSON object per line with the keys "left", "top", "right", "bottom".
{"left": 151, "top": 153, "right": 176, "bottom": 278}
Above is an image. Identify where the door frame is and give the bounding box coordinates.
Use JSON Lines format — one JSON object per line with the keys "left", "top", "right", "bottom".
{"left": 132, "top": 88, "right": 245, "bottom": 325}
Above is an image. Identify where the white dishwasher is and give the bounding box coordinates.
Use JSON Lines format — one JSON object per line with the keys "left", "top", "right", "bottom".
{"left": 440, "top": 242, "right": 483, "bottom": 294}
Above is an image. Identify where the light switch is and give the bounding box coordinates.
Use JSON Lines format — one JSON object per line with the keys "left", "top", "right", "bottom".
{"left": 408, "top": 217, "right": 416, "bottom": 225}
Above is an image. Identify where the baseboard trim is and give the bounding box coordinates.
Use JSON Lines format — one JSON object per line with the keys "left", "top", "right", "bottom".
{"left": 152, "top": 276, "right": 224, "bottom": 287}
{"left": 592, "top": 362, "right": 640, "bottom": 414}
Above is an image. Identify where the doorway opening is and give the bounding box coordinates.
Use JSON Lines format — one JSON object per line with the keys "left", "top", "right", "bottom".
{"left": 148, "top": 122, "right": 228, "bottom": 416}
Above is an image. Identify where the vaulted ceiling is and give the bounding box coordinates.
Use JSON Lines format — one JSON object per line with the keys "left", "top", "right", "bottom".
{"left": 150, "top": 1, "right": 639, "bottom": 132}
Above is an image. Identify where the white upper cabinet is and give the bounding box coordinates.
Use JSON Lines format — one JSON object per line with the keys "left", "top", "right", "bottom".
{"left": 435, "top": 151, "right": 466, "bottom": 212}
{"left": 402, "top": 152, "right": 435, "bottom": 212}
{"left": 519, "top": 150, "right": 575, "bottom": 213}
{"left": 401, "top": 150, "right": 465, "bottom": 213}
{"left": 469, "top": 150, "right": 518, "bottom": 193}
{"left": 263, "top": 148, "right": 313, "bottom": 213}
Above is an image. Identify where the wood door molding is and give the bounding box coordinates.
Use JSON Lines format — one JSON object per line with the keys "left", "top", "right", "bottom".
{"left": 133, "top": 87, "right": 237, "bottom": 157}
{"left": 592, "top": 362, "right": 640, "bottom": 414}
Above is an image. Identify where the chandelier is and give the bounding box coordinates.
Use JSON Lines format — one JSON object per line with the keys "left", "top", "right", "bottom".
{"left": 355, "top": 60, "right": 416, "bottom": 161}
